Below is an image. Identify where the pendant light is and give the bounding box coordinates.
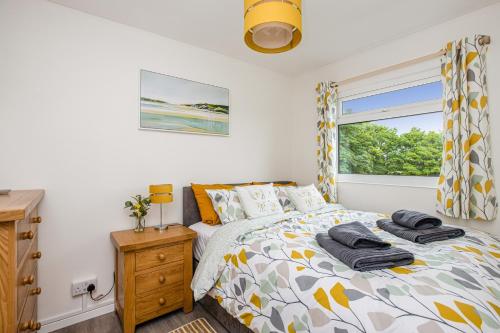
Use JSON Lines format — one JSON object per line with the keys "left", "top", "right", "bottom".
{"left": 244, "top": 0, "right": 302, "bottom": 54}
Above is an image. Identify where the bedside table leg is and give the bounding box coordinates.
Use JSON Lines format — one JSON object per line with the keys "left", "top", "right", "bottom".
{"left": 183, "top": 240, "right": 194, "bottom": 313}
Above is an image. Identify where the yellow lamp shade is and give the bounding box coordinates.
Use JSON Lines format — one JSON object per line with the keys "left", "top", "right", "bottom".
{"left": 244, "top": 0, "right": 302, "bottom": 54}
{"left": 149, "top": 184, "right": 173, "bottom": 204}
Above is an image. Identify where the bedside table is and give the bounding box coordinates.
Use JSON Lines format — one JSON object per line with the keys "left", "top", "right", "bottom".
{"left": 110, "top": 225, "right": 197, "bottom": 333}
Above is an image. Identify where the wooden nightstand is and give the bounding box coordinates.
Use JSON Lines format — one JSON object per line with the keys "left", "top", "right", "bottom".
{"left": 110, "top": 225, "right": 197, "bottom": 333}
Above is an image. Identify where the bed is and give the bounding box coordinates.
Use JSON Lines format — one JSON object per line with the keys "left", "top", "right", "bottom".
{"left": 183, "top": 185, "right": 500, "bottom": 333}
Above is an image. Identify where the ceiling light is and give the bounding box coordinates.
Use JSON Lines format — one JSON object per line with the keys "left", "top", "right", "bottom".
{"left": 244, "top": 0, "right": 302, "bottom": 54}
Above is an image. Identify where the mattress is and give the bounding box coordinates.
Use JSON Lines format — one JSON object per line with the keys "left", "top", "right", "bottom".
{"left": 189, "top": 221, "right": 221, "bottom": 261}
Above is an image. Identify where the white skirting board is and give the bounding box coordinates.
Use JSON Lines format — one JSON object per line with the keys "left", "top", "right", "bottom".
{"left": 38, "top": 299, "right": 115, "bottom": 333}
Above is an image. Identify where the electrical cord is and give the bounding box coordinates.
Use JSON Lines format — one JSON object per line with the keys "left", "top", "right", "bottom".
{"left": 87, "top": 272, "right": 115, "bottom": 302}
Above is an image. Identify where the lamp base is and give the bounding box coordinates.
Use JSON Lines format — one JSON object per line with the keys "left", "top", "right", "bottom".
{"left": 154, "top": 224, "right": 168, "bottom": 231}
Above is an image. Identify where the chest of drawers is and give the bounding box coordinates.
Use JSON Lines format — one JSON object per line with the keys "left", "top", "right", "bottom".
{"left": 0, "top": 190, "right": 45, "bottom": 333}
{"left": 111, "top": 225, "right": 197, "bottom": 333}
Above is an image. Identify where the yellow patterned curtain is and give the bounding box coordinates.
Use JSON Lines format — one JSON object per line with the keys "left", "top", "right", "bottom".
{"left": 437, "top": 35, "right": 497, "bottom": 221}
{"left": 316, "top": 82, "right": 337, "bottom": 203}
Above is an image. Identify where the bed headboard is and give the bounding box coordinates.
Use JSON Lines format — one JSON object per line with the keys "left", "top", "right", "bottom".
{"left": 182, "top": 181, "right": 294, "bottom": 227}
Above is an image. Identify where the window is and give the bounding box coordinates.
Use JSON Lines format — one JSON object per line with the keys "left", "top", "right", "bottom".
{"left": 338, "top": 77, "right": 443, "bottom": 183}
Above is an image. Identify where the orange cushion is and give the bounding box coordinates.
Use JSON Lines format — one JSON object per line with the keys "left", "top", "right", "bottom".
{"left": 252, "top": 181, "right": 297, "bottom": 187}
{"left": 191, "top": 184, "right": 234, "bottom": 225}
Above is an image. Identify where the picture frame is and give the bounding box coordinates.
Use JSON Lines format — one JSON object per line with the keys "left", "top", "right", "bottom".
{"left": 139, "top": 70, "right": 230, "bottom": 136}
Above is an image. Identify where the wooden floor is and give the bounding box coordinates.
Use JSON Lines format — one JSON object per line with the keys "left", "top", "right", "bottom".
{"left": 52, "top": 304, "right": 228, "bottom": 333}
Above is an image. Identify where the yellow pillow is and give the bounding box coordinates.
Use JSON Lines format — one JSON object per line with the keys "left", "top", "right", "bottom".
{"left": 191, "top": 184, "right": 234, "bottom": 225}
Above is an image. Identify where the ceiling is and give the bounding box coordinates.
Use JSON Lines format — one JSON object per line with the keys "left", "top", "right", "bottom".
{"left": 49, "top": 0, "right": 500, "bottom": 75}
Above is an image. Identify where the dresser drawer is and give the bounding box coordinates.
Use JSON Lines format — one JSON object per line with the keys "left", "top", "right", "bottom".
{"left": 135, "top": 243, "right": 184, "bottom": 271}
{"left": 17, "top": 242, "right": 38, "bottom": 318}
{"left": 135, "top": 281, "right": 184, "bottom": 320}
{"left": 17, "top": 290, "right": 39, "bottom": 332}
{"left": 17, "top": 211, "right": 41, "bottom": 264}
{"left": 136, "top": 261, "right": 183, "bottom": 297}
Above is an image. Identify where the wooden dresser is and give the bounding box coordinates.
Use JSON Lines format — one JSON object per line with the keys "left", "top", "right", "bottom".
{"left": 0, "top": 190, "right": 45, "bottom": 333}
{"left": 110, "top": 225, "right": 197, "bottom": 333}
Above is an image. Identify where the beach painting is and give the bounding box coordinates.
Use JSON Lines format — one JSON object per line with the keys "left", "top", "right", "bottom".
{"left": 140, "top": 70, "right": 229, "bottom": 136}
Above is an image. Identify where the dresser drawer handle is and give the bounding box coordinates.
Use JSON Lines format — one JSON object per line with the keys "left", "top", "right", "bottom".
{"left": 31, "top": 216, "right": 42, "bottom": 224}
{"left": 32, "top": 251, "right": 42, "bottom": 259}
{"left": 30, "top": 287, "right": 42, "bottom": 295}
{"left": 31, "top": 321, "right": 41, "bottom": 331}
{"left": 157, "top": 253, "right": 166, "bottom": 261}
{"left": 21, "top": 231, "right": 34, "bottom": 240}
{"left": 19, "top": 321, "right": 31, "bottom": 331}
{"left": 158, "top": 297, "right": 166, "bottom": 306}
{"left": 22, "top": 275, "right": 35, "bottom": 285}
{"left": 19, "top": 320, "right": 40, "bottom": 331}
{"left": 158, "top": 275, "right": 166, "bottom": 284}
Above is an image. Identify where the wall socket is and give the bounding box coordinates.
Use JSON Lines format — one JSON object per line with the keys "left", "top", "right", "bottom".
{"left": 71, "top": 277, "right": 97, "bottom": 297}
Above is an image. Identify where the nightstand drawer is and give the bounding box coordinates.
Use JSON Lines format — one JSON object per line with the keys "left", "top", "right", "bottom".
{"left": 136, "top": 261, "right": 183, "bottom": 296}
{"left": 135, "top": 243, "right": 184, "bottom": 271}
{"left": 135, "top": 282, "right": 184, "bottom": 320}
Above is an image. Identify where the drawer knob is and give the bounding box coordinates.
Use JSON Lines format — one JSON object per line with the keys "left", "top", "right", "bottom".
{"left": 158, "top": 253, "right": 166, "bottom": 261}
{"left": 159, "top": 297, "right": 166, "bottom": 306}
{"left": 32, "top": 251, "right": 42, "bottom": 259}
{"left": 158, "top": 275, "right": 166, "bottom": 284}
{"left": 22, "top": 275, "right": 35, "bottom": 285}
{"left": 30, "top": 321, "right": 41, "bottom": 331}
{"left": 30, "top": 287, "right": 42, "bottom": 295}
{"left": 31, "top": 216, "right": 42, "bottom": 224}
{"left": 19, "top": 321, "right": 31, "bottom": 330}
{"left": 21, "top": 231, "right": 34, "bottom": 240}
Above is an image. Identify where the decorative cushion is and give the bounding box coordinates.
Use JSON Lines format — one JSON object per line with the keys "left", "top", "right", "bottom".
{"left": 206, "top": 189, "right": 246, "bottom": 224}
{"left": 236, "top": 184, "right": 284, "bottom": 219}
{"left": 286, "top": 184, "right": 327, "bottom": 213}
{"left": 274, "top": 186, "right": 296, "bottom": 212}
{"left": 191, "top": 184, "right": 234, "bottom": 225}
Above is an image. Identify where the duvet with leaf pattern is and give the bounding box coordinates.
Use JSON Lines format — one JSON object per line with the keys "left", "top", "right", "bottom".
{"left": 191, "top": 206, "right": 500, "bottom": 333}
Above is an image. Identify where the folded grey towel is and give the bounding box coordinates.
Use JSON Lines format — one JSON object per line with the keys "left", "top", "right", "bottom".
{"left": 377, "top": 219, "right": 465, "bottom": 244}
{"left": 392, "top": 210, "right": 442, "bottom": 229}
{"left": 316, "top": 233, "right": 414, "bottom": 271}
{"left": 328, "top": 221, "right": 390, "bottom": 249}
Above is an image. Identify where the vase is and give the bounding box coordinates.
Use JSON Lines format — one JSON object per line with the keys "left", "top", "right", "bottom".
{"left": 134, "top": 216, "right": 146, "bottom": 232}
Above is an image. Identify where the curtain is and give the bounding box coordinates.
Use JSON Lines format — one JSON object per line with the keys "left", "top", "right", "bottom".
{"left": 316, "top": 82, "right": 337, "bottom": 203}
{"left": 437, "top": 35, "right": 497, "bottom": 221}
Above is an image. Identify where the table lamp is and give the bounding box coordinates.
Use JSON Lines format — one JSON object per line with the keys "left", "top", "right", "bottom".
{"left": 149, "top": 184, "right": 173, "bottom": 231}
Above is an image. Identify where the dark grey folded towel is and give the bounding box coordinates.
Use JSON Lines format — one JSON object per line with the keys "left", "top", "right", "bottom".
{"left": 328, "top": 221, "right": 390, "bottom": 249}
{"left": 377, "top": 219, "right": 465, "bottom": 244}
{"left": 392, "top": 210, "right": 442, "bottom": 229}
{"left": 316, "top": 233, "right": 414, "bottom": 271}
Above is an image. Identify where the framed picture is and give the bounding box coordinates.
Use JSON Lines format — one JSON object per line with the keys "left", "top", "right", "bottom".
{"left": 140, "top": 70, "right": 229, "bottom": 136}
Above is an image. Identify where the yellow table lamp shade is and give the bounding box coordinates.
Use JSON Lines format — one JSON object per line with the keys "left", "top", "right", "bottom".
{"left": 149, "top": 184, "right": 173, "bottom": 203}
{"left": 149, "top": 184, "right": 173, "bottom": 231}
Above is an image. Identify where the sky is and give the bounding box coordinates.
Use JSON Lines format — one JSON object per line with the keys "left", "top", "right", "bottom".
{"left": 343, "top": 81, "right": 443, "bottom": 133}
{"left": 374, "top": 112, "right": 442, "bottom": 134}
{"left": 141, "top": 70, "right": 229, "bottom": 105}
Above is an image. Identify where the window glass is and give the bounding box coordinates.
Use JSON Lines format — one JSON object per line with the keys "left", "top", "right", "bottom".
{"left": 342, "top": 81, "right": 442, "bottom": 115}
{"left": 338, "top": 112, "right": 442, "bottom": 176}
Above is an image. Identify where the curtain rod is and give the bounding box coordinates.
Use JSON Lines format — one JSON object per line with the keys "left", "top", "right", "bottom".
{"left": 332, "top": 35, "right": 491, "bottom": 88}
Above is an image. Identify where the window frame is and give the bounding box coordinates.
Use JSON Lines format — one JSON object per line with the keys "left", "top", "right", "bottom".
{"left": 336, "top": 70, "right": 443, "bottom": 188}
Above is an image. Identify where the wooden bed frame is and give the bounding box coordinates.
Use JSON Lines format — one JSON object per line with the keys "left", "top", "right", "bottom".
{"left": 182, "top": 182, "right": 293, "bottom": 333}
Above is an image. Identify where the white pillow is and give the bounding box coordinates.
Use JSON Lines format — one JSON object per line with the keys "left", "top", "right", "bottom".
{"left": 286, "top": 184, "right": 327, "bottom": 213}
{"left": 236, "top": 184, "right": 284, "bottom": 219}
{"left": 205, "top": 189, "right": 246, "bottom": 224}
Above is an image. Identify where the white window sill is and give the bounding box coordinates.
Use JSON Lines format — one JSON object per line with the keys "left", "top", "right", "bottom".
{"left": 337, "top": 174, "right": 438, "bottom": 189}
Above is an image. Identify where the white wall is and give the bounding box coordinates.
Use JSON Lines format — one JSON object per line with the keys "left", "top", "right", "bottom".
{"left": 290, "top": 3, "right": 500, "bottom": 236}
{"left": 0, "top": 0, "right": 293, "bottom": 329}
